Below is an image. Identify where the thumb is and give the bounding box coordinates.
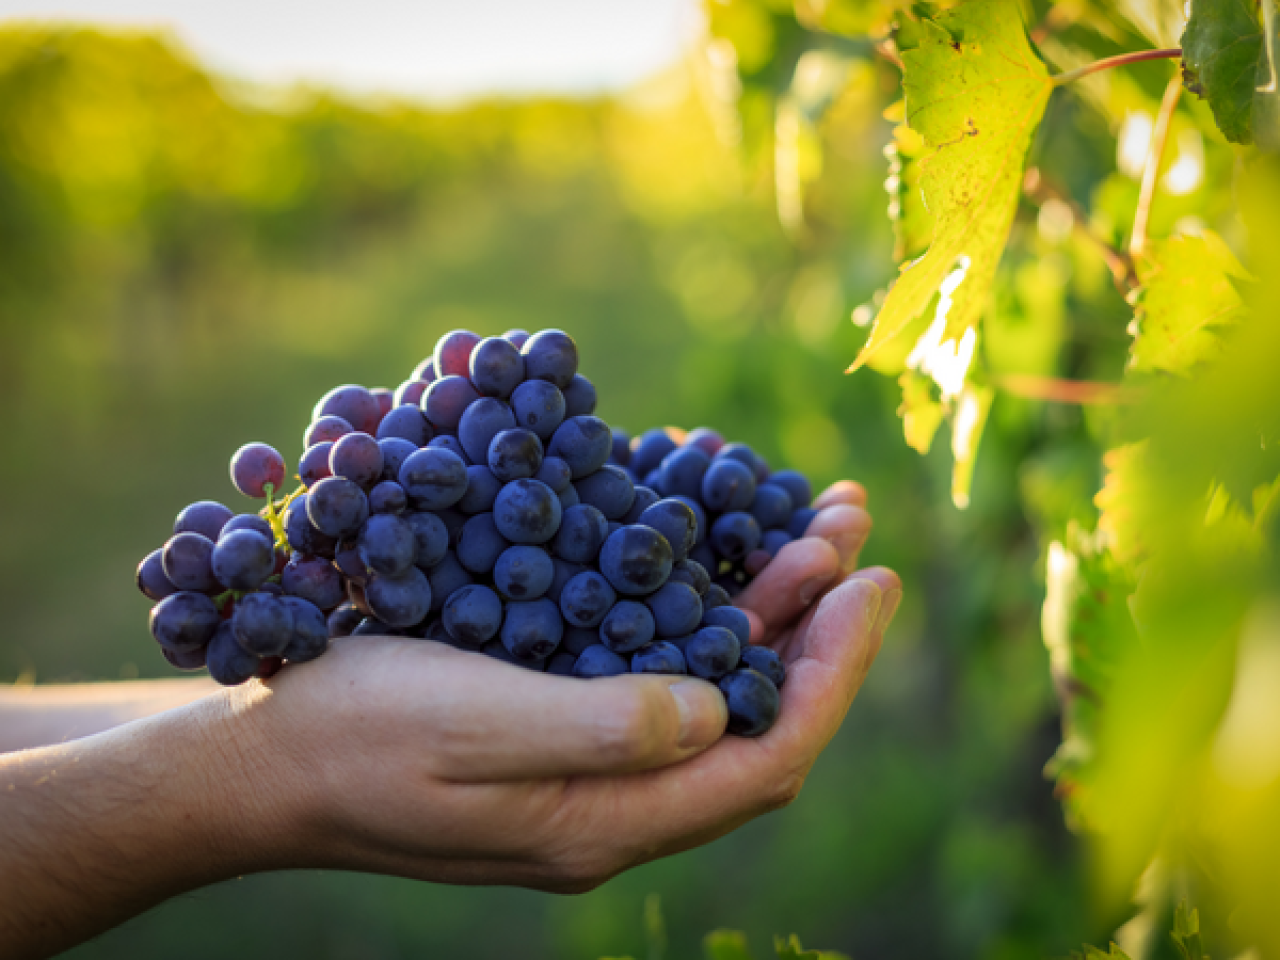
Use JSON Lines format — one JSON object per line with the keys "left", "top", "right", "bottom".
{"left": 431, "top": 668, "right": 728, "bottom": 782}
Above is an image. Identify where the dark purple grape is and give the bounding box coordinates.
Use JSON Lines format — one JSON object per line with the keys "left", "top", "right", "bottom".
{"left": 572, "top": 645, "right": 628, "bottom": 678}
{"left": 520, "top": 329, "right": 578, "bottom": 389}
{"left": 552, "top": 504, "right": 609, "bottom": 562}
{"left": 622, "top": 485, "right": 660, "bottom": 523}
{"left": 510, "top": 379, "right": 566, "bottom": 440}
{"left": 629, "top": 429, "right": 678, "bottom": 478}
{"left": 689, "top": 540, "right": 717, "bottom": 572}
{"left": 405, "top": 511, "right": 450, "bottom": 569}
{"left": 488, "top": 428, "right": 544, "bottom": 482}
{"left": 657, "top": 447, "right": 710, "bottom": 500}
{"left": 428, "top": 435, "right": 469, "bottom": 462}
{"left": 458, "top": 465, "right": 501, "bottom": 514}
{"left": 327, "top": 602, "right": 363, "bottom": 638}
{"left": 305, "top": 415, "right": 354, "bottom": 448}
{"left": 422, "top": 375, "right": 481, "bottom": 431}
{"left": 739, "top": 645, "right": 785, "bottom": 688}
{"left": 535, "top": 455, "right": 572, "bottom": 492}
{"left": 573, "top": 465, "right": 635, "bottom": 520}
{"left": 561, "top": 374, "right": 597, "bottom": 417}
{"left": 556, "top": 484, "right": 580, "bottom": 510}
{"left": 546, "top": 652, "right": 578, "bottom": 676}
{"left": 137, "top": 549, "right": 179, "bottom": 602}
{"left": 334, "top": 540, "right": 370, "bottom": 586}
{"left": 562, "top": 625, "right": 598, "bottom": 655}
{"left": 280, "top": 596, "right": 329, "bottom": 662}
{"left": 610, "top": 428, "right": 632, "bottom": 466}
{"left": 222, "top": 514, "right": 274, "bottom": 542}
{"left": 307, "top": 476, "right": 370, "bottom": 539}
{"left": 369, "top": 481, "right": 408, "bottom": 515}
{"left": 768, "top": 470, "right": 812, "bottom": 508}
{"left": 493, "top": 545, "right": 554, "bottom": 600}
{"left": 456, "top": 513, "right": 511, "bottom": 574}
{"left": 211, "top": 530, "right": 275, "bottom": 591}
{"left": 399, "top": 447, "right": 468, "bottom": 510}
{"left": 443, "top": 584, "right": 504, "bottom": 646}
{"left": 352, "top": 617, "right": 401, "bottom": 636}
{"left": 458, "top": 398, "right": 516, "bottom": 465}
{"left": 503, "top": 329, "right": 531, "bottom": 348}
{"left": 493, "top": 478, "right": 562, "bottom": 544}
{"left": 599, "top": 525, "right": 673, "bottom": 596}
{"left": 358, "top": 513, "right": 418, "bottom": 578}
{"left": 299, "top": 441, "right": 334, "bottom": 488}
{"left": 701, "top": 459, "right": 757, "bottom": 512}
{"left": 150, "top": 591, "right": 219, "bottom": 652}
{"left": 376, "top": 405, "right": 432, "bottom": 446}
{"left": 483, "top": 638, "right": 546, "bottom": 670}
{"left": 365, "top": 568, "right": 432, "bottom": 628}
{"left": 206, "top": 620, "right": 261, "bottom": 686}
{"left": 787, "top": 507, "right": 817, "bottom": 539}
{"left": 685, "top": 625, "right": 741, "bottom": 681}
{"left": 162, "top": 644, "right": 208, "bottom": 672}
{"left": 314, "top": 385, "right": 381, "bottom": 435}
{"left": 426, "top": 552, "right": 473, "bottom": 613}
{"left": 669, "top": 558, "right": 710, "bottom": 596}
{"left": 762, "top": 529, "right": 793, "bottom": 556}
{"left": 703, "top": 583, "right": 732, "bottom": 611}
{"left": 330, "top": 432, "right": 383, "bottom": 489}
{"left": 282, "top": 556, "right": 346, "bottom": 611}
{"left": 637, "top": 499, "right": 698, "bottom": 561}
{"left": 599, "top": 600, "right": 655, "bottom": 653}
{"left": 559, "top": 571, "right": 616, "bottom": 628}
{"left": 162, "top": 532, "right": 218, "bottom": 593}
{"left": 174, "top": 501, "right": 233, "bottom": 541}
{"left": 646, "top": 581, "right": 703, "bottom": 637}
{"left": 719, "top": 668, "right": 780, "bottom": 736}
{"left": 470, "top": 336, "right": 525, "bottom": 399}
{"left": 230, "top": 443, "right": 286, "bottom": 498}
{"left": 751, "top": 483, "right": 794, "bottom": 530}
{"left": 232, "top": 592, "right": 293, "bottom": 657}
{"left": 371, "top": 388, "right": 394, "bottom": 421}
{"left": 685, "top": 427, "right": 725, "bottom": 457}
{"left": 547, "top": 416, "right": 611, "bottom": 479}
{"left": 632, "top": 642, "right": 687, "bottom": 675}
{"left": 394, "top": 379, "right": 430, "bottom": 408}
{"left": 501, "top": 598, "right": 563, "bottom": 660}
{"left": 547, "top": 559, "right": 588, "bottom": 604}
{"left": 710, "top": 512, "right": 762, "bottom": 561}
{"left": 702, "top": 605, "right": 751, "bottom": 646}
{"left": 378, "top": 438, "right": 418, "bottom": 484}
{"left": 434, "top": 329, "right": 482, "bottom": 378}
{"left": 411, "top": 357, "right": 437, "bottom": 382}
{"left": 284, "top": 494, "right": 339, "bottom": 559}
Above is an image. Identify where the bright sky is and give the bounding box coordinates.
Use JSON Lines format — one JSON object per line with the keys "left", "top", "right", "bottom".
{"left": 0, "top": 0, "right": 695, "bottom": 97}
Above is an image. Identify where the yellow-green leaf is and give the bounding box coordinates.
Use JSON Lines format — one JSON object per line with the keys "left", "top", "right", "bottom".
{"left": 850, "top": 0, "right": 1051, "bottom": 371}
{"left": 898, "top": 370, "right": 945, "bottom": 454}
{"left": 704, "top": 930, "right": 755, "bottom": 960}
{"left": 774, "top": 933, "right": 851, "bottom": 959}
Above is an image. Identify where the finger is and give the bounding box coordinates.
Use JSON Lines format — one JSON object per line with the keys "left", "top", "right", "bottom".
{"left": 419, "top": 658, "right": 728, "bottom": 781}
{"left": 813, "top": 481, "right": 866, "bottom": 510}
{"left": 804, "top": 504, "right": 872, "bottom": 573}
{"left": 734, "top": 538, "right": 840, "bottom": 640}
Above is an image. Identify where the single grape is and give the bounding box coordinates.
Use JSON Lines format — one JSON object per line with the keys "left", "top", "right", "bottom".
{"left": 561, "top": 374, "right": 597, "bottom": 417}
{"left": 307, "top": 476, "right": 370, "bottom": 539}
{"left": 632, "top": 642, "right": 687, "bottom": 675}
{"left": 520, "top": 329, "right": 578, "bottom": 388}
{"left": 572, "top": 645, "right": 628, "bottom": 678}
{"left": 174, "top": 501, "right": 233, "bottom": 541}
{"left": 762, "top": 529, "right": 793, "bottom": 556}
{"left": 433, "top": 329, "right": 482, "bottom": 378}
{"left": 327, "top": 602, "right": 363, "bottom": 638}
{"left": 426, "top": 551, "right": 473, "bottom": 613}
{"left": 488, "top": 428, "right": 544, "bottom": 483}
{"left": 358, "top": 513, "right": 418, "bottom": 578}
{"left": 656, "top": 447, "right": 710, "bottom": 500}
{"left": 573, "top": 464, "right": 635, "bottom": 520}
{"left": 150, "top": 591, "right": 220, "bottom": 652}
{"left": 622, "top": 484, "right": 660, "bottom": 523}
{"left": 280, "top": 596, "right": 329, "bottom": 662}
{"left": 398, "top": 447, "right": 468, "bottom": 510}
{"left": 404, "top": 511, "right": 450, "bottom": 569}
{"left": 547, "top": 415, "right": 611, "bottom": 479}
{"left": 552, "top": 503, "right": 609, "bottom": 562}
{"left": 546, "top": 652, "right": 578, "bottom": 676}
{"left": 334, "top": 538, "right": 369, "bottom": 585}
{"left": 668, "top": 558, "right": 710, "bottom": 596}
{"left": 365, "top": 567, "right": 432, "bottom": 628}
{"left": 411, "top": 356, "right": 437, "bottom": 383}
{"left": 428, "top": 435, "right": 469, "bottom": 462}
{"left": 230, "top": 442, "right": 286, "bottom": 499}
{"left": 786, "top": 507, "right": 817, "bottom": 539}
{"left": 501, "top": 598, "right": 564, "bottom": 660}
{"left": 137, "top": 549, "right": 179, "bottom": 602}
{"left": 767, "top": 469, "right": 812, "bottom": 508}
{"left": 313, "top": 385, "right": 381, "bottom": 435}
{"left": 456, "top": 513, "right": 511, "bottom": 574}
{"left": 502, "top": 329, "right": 531, "bottom": 348}
{"left": 610, "top": 428, "right": 632, "bottom": 467}
{"left": 305, "top": 415, "right": 354, "bottom": 448}
{"left": 162, "top": 644, "right": 208, "bottom": 672}
{"left": 599, "top": 600, "right": 655, "bottom": 653}
{"left": 368, "top": 480, "right": 408, "bottom": 515}
{"left": 710, "top": 512, "right": 762, "bottom": 561}
{"left": 739, "top": 645, "right": 786, "bottom": 688}
{"left": 702, "top": 605, "right": 751, "bottom": 647}
{"left": 556, "top": 484, "right": 580, "bottom": 510}
{"left": 232, "top": 592, "right": 293, "bottom": 657}
{"left": 222, "top": 513, "right": 274, "bottom": 542}
{"left": 493, "top": 545, "right": 554, "bottom": 600}
{"left": 599, "top": 524, "right": 674, "bottom": 596}
{"left": 493, "top": 478, "right": 562, "bottom": 544}
{"left": 458, "top": 398, "right": 516, "bottom": 465}
{"left": 751, "top": 483, "right": 794, "bottom": 530}
{"left": 559, "top": 571, "right": 616, "bottom": 628}
{"left": 459, "top": 465, "right": 503, "bottom": 514}
{"left": 422, "top": 375, "right": 480, "bottom": 431}
{"left": 393, "top": 379, "right": 430, "bottom": 408}
{"left": 376, "top": 405, "right": 432, "bottom": 446}
{"left": 701, "top": 459, "right": 757, "bottom": 512}
{"left": 719, "top": 668, "right": 780, "bottom": 737}
{"left": 298, "top": 442, "right": 333, "bottom": 488}
{"left": 547, "top": 559, "right": 588, "bottom": 604}
{"left": 685, "top": 427, "right": 725, "bottom": 457}
{"left": 534, "top": 455, "right": 572, "bottom": 493}
{"left": 702, "top": 583, "right": 732, "bottom": 611}
{"left": 206, "top": 620, "right": 261, "bottom": 686}
{"left": 443, "top": 584, "right": 504, "bottom": 646}
{"left": 162, "top": 532, "right": 218, "bottom": 593}
{"left": 646, "top": 581, "right": 703, "bottom": 637}
{"left": 685, "top": 625, "right": 741, "bottom": 681}
{"left": 330, "top": 432, "right": 384, "bottom": 489}
{"left": 284, "top": 494, "right": 339, "bottom": 558}
{"left": 629, "top": 428, "right": 678, "bottom": 478}
{"left": 371, "top": 388, "right": 394, "bottom": 420}
{"left": 510, "top": 379, "right": 566, "bottom": 440}
{"left": 637, "top": 499, "right": 698, "bottom": 561}
{"left": 470, "top": 336, "right": 525, "bottom": 399}
{"left": 211, "top": 529, "right": 275, "bottom": 591}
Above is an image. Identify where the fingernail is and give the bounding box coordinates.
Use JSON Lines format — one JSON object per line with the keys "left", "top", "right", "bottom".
{"left": 670, "top": 680, "right": 728, "bottom": 749}
{"left": 875, "top": 589, "right": 902, "bottom": 635}
{"left": 799, "top": 572, "right": 834, "bottom": 606}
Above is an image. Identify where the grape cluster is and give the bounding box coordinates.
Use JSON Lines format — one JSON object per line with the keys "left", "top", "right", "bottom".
{"left": 137, "top": 329, "right": 817, "bottom": 737}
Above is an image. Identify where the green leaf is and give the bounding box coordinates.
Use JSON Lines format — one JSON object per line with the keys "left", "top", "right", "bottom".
{"left": 704, "top": 930, "right": 755, "bottom": 960}
{"left": 1065, "top": 943, "right": 1135, "bottom": 960}
{"left": 885, "top": 115, "right": 935, "bottom": 263}
{"left": 1128, "top": 231, "right": 1249, "bottom": 376}
{"left": 774, "top": 934, "right": 850, "bottom": 959}
{"left": 1170, "top": 900, "right": 1210, "bottom": 960}
{"left": 897, "top": 370, "right": 945, "bottom": 454}
{"left": 1181, "top": 0, "right": 1266, "bottom": 144}
{"left": 849, "top": 0, "right": 1051, "bottom": 370}
{"left": 644, "top": 894, "right": 666, "bottom": 960}
{"left": 950, "top": 381, "right": 993, "bottom": 509}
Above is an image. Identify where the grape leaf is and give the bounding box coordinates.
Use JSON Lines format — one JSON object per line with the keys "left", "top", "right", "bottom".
{"left": 704, "top": 930, "right": 755, "bottom": 960}
{"left": 773, "top": 934, "right": 850, "bottom": 959}
{"left": 1128, "top": 231, "right": 1249, "bottom": 376}
{"left": 885, "top": 114, "right": 935, "bottom": 262}
{"left": 1066, "top": 943, "right": 1135, "bottom": 960}
{"left": 897, "top": 370, "right": 944, "bottom": 454}
{"left": 1181, "top": 0, "right": 1265, "bottom": 144}
{"left": 849, "top": 0, "right": 1051, "bottom": 371}
{"left": 1170, "top": 900, "right": 1209, "bottom": 960}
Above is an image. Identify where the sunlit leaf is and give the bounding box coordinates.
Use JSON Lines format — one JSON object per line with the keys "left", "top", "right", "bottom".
{"left": 950, "top": 381, "right": 993, "bottom": 509}
{"left": 773, "top": 933, "right": 850, "bottom": 959}
{"left": 1066, "top": 943, "right": 1136, "bottom": 960}
{"left": 704, "top": 930, "right": 755, "bottom": 960}
{"left": 1182, "top": 0, "right": 1265, "bottom": 144}
{"left": 897, "top": 370, "right": 944, "bottom": 454}
{"left": 1169, "top": 900, "right": 1209, "bottom": 960}
{"left": 849, "top": 0, "right": 1051, "bottom": 370}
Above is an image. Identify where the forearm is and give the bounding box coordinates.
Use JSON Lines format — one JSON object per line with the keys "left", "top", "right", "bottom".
{"left": 0, "top": 679, "right": 218, "bottom": 754}
{"left": 0, "top": 687, "right": 289, "bottom": 959}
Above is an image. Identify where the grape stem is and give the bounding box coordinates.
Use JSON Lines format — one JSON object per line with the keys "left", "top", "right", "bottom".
{"left": 993, "top": 375, "right": 1140, "bottom": 405}
{"left": 1050, "top": 48, "right": 1182, "bottom": 85}
{"left": 1130, "top": 73, "right": 1184, "bottom": 257}
{"left": 1022, "top": 167, "right": 1136, "bottom": 292}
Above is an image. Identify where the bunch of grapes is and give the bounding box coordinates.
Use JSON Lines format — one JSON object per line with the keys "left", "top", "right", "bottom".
{"left": 137, "top": 329, "right": 818, "bottom": 737}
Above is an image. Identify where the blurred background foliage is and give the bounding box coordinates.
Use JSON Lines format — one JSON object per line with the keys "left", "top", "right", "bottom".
{"left": 1, "top": 0, "right": 1275, "bottom": 954}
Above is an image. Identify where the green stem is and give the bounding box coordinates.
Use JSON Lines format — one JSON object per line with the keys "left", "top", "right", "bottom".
{"left": 1050, "top": 48, "right": 1182, "bottom": 86}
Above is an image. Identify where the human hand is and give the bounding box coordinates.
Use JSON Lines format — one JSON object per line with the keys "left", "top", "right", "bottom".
{"left": 226, "top": 480, "right": 900, "bottom": 891}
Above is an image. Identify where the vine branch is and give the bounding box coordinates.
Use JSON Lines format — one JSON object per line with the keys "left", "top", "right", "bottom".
{"left": 992, "top": 375, "right": 1140, "bottom": 405}
{"left": 1023, "top": 167, "right": 1135, "bottom": 291}
{"left": 1050, "top": 48, "right": 1182, "bottom": 85}
{"left": 1130, "top": 73, "right": 1183, "bottom": 257}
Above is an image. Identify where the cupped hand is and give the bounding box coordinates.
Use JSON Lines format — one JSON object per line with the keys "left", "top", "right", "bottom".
{"left": 231, "top": 481, "right": 900, "bottom": 891}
